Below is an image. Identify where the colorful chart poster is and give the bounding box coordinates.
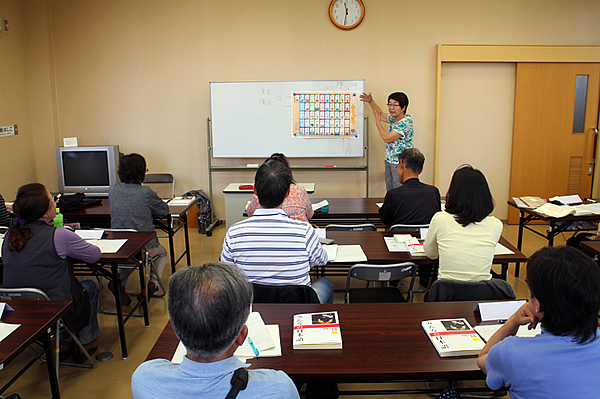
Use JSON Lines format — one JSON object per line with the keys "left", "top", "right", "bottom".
{"left": 292, "top": 92, "right": 359, "bottom": 138}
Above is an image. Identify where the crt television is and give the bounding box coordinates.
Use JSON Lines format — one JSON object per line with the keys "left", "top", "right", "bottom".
{"left": 56, "top": 146, "right": 120, "bottom": 197}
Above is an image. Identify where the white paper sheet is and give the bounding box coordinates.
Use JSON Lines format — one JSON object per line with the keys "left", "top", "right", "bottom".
{"left": 87, "top": 239, "right": 127, "bottom": 254}
{"left": 171, "top": 325, "right": 282, "bottom": 363}
{"left": 0, "top": 303, "right": 14, "bottom": 319}
{"left": 0, "top": 322, "right": 20, "bottom": 343}
{"left": 494, "top": 243, "right": 515, "bottom": 255}
{"left": 328, "top": 245, "right": 367, "bottom": 263}
{"left": 478, "top": 300, "right": 526, "bottom": 321}
{"left": 384, "top": 237, "right": 409, "bottom": 252}
{"left": 312, "top": 200, "right": 329, "bottom": 211}
{"left": 474, "top": 323, "right": 542, "bottom": 342}
{"left": 76, "top": 230, "right": 104, "bottom": 240}
{"left": 323, "top": 244, "right": 338, "bottom": 261}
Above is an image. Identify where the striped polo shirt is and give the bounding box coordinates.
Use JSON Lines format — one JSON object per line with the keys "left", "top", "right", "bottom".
{"left": 221, "top": 209, "right": 328, "bottom": 286}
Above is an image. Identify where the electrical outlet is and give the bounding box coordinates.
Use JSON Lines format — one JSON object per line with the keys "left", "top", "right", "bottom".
{"left": 0, "top": 124, "right": 18, "bottom": 138}
{"left": 3, "top": 19, "right": 8, "bottom": 31}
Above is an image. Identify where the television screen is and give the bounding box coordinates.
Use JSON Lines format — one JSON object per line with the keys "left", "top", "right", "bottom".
{"left": 62, "top": 151, "right": 110, "bottom": 186}
{"left": 56, "top": 146, "right": 120, "bottom": 196}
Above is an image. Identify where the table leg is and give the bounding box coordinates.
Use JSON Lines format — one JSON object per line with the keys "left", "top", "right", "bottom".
{"left": 42, "top": 330, "right": 61, "bottom": 399}
{"left": 168, "top": 215, "right": 176, "bottom": 274}
{"left": 515, "top": 211, "right": 525, "bottom": 278}
{"left": 500, "top": 263, "right": 508, "bottom": 280}
{"left": 110, "top": 262, "right": 128, "bottom": 359}
{"left": 548, "top": 221, "right": 555, "bottom": 247}
{"left": 138, "top": 257, "right": 150, "bottom": 327}
{"left": 183, "top": 213, "right": 191, "bottom": 266}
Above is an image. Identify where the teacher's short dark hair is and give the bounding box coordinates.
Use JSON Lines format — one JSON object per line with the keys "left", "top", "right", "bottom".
{"left": 399, "top": 148, "right": 425, "bottom": 174}
{"left": 388, "top": 92, "right": 409, "bottom": 111}
{"left": 445, "top": 164, "right": 494, "bottom": 227}
{"left": 527, "top": 246, "right": 600, "bottom": 344}
{"left": 118, "top": 153, "right": 146, "bottom": 184}
{"left": 168, "top": 262, "right": 253, "bottom": 360}
{"left": 255, "top": 158, "right": 292, "bottom": 208}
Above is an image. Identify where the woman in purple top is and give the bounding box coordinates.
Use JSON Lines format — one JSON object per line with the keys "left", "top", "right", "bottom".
{"left": 1, "top": 183, "right": 101, "bottom": 360}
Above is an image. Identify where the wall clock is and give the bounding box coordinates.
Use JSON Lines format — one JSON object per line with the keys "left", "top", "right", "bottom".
{"left": 329, "top": 0, "right": 365, "bottom": 30}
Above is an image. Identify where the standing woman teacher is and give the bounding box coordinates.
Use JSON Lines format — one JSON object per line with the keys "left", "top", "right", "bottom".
{"left": 360, "top": 92, "right": 414, "bottom": 191}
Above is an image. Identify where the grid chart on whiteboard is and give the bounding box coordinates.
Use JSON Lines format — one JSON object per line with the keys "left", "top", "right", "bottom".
{"left": 292, "top": 92, "right": 359, "bottom": 138}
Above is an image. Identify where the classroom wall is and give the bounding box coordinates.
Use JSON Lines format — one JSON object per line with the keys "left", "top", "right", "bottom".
{"left": 0, "top": 0, "right": 36, "bottom": 197}
{"left": 2, "top": 0, "right": 600, "bottom": 220}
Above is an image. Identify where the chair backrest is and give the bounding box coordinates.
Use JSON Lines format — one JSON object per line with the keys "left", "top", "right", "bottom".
{"left": 325, "top": 224, "right": 377, "bottom": 232}
{"left": 346, "top": 262, "right": 415, "bottom": 284}
{"left": 252, "top": 283, "right": 320, "bottom": 304}
{"left": 144, "top": 173, "right": 175, "bottom": 198}
{"left": 425, "top": 279, "right": 516, "bottom": 302}
{"left": 0, "top": 287, "right": 50, "bottom": 301}
{"left": 345, "top": 262, "right": 417, "bottom": 303}
{"left": 389, "top": 224, "right": 429, "bottom": 236}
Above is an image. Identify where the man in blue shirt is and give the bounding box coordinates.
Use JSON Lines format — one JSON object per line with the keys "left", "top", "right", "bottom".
{"left": 131, "top": 262, "right": 300, "bottom": 398}
{"left": 477, "top": 246, "right": 600, "bottom": 399}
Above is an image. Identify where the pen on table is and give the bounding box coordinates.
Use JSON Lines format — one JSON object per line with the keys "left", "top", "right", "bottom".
{"left": 248, "top": 337, "right": 259, "bottom": 356}
{"left": 585, "top": 198, "right": 597, "bottom": 203}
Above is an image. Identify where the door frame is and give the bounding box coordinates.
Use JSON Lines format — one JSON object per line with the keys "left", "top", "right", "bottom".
{"left": 434, "top": 45, "right": 600, "bottom": 195}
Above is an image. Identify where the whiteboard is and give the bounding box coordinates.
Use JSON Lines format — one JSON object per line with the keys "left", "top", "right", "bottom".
{"left": 210, "top": 80, "right": 365, "bottom": 158}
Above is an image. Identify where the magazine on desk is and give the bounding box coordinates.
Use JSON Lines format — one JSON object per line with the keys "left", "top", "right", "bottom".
{"left": 293, "top": 311, "right": 342, "bottom": 349}
{"left": 421, "top": 318, "right": 484, "bottom": 357}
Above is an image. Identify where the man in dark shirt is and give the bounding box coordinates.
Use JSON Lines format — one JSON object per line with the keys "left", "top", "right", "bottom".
{"left": 379, "top": 148, "right": 441, "bottom": 227}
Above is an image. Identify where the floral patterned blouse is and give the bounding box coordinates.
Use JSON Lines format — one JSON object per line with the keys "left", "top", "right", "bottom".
{"left": 385, "top": 114, "right": 414, "bottom": 164}
{"left": 247, "top": 184, "right": 313, "bottom": 222}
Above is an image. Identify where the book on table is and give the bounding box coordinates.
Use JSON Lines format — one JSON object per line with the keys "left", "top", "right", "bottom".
{"left": 534, "top": 203, "right": 578, "bottom": 218}
{"left": 516, "top": 196, "right": 546, "bottom": 208}
{"left": 293, "top": 311, "right": 342, "bottom": 350}
{"left": 421, "top": 318, "right": 484, "bottom": 357}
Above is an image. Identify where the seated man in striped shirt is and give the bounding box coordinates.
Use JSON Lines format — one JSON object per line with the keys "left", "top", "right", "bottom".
{"left": 221, "top": 158, "right": 334, "bottom": 303}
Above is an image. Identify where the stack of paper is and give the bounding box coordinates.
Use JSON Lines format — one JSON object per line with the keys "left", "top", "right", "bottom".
{"left": 534, "top": 203, "right": 578, "bottom": 218}
{"left": 293, "top": 311, "right": 342, "bottom": 350}
{"left": 168, "top": 197, "right": 194, "bottom": 206}
{"left": 324, "top": 245, "right": 367, "bottom": 263}
{"left": 87, "top": 239, "right": 127, "bottom": 254}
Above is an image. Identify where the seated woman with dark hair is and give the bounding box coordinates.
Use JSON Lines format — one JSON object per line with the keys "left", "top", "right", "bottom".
{"left": 109, "top": 153, "right": 169, "bottom": 305}
{"left": 1, "top": 183, "right": 101, "bottom": 360}
{"left": 247, "top": 153, "right": 313, "bottom": 222}
{"left": 424, "top": 165, "right": 503, "bottom": 282}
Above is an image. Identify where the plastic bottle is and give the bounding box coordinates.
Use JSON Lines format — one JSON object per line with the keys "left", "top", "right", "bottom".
{"left": 53, "top": 208, "right": 64, "bottom": 228}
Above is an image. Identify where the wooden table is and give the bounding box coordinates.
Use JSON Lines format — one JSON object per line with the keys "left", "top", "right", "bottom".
{"left": 323, "top": 231, "right": 527, "bottom": 279}
{"left": 63, "top": 198, "right": 198, "bottom": 273}
{"left": 146, "top": 302, "right": 489, "bottom": 395}
{"left": 78, "top": 231, "right": 155, "bottom": 359}
{"left": 0, "top": 300, "right": 72, "bottom": 399}
{"left": 507, "top": 200, "right": 598, "bottom": 276}
{"left": 580, "top": 240, "right": 600, "bottom": 256}
{"left": 311, "top": 197, "right": 384, "bottom": 221}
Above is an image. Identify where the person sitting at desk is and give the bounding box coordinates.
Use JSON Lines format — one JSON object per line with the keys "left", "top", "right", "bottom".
{"left": 109, "top": 153, "right": 169, "bottom": 305}
{"left": 477, "top": 245, "right": 600, "bottom": 398}
{"left": 2, "top": 183, "right": 101, "bottom": 361}
{"left": 131, "top": 262, "right": 300, "bottom": 399}
{"left": 221, "top": 158, "right": 334, "bottom": 304}
{"left": 246, "top": 153, "right": 313, "bottom": 222}
{"left": 378, "top": 148, "right": 440, "bottom": 227}
{"left": 423, "top": 165, "right": 502, "bottom": 282}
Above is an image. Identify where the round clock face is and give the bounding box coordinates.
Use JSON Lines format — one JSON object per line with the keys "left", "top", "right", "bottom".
{"left": 329, "top": 0, "right": 365, "bottom": 30}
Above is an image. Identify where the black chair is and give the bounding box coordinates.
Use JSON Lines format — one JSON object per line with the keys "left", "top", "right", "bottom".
{"left": 143, "top": 173, "right": 175, "bottom": 199}
{"left": 345, "top": 262, "right": 416, "bottom": 303}
{"left": 325, "top": 224, "right": 376, "bottom": 232}
{"left": 425, "top": 279, "right": 516, "bottom": 302}
{"left": 252, "top": 283, "right": 319, "bottom": 304}
{"left": 389, "top": 223, "right": 429, "bottom": 234}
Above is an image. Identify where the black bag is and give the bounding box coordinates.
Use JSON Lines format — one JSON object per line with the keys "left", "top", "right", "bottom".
{"left": 62, "top": 273, "right": 91, "bottom": 333}
{"left": 439, "top": 382, "right": 462, "bottom": 399}
{"left": 183, "top": 190, "right": 212, "bottom": 234}
{"left": 57, "top": 193, "right": 102, "bottom": 213}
